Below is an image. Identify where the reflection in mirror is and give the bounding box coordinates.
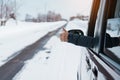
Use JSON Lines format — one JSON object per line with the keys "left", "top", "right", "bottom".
{"left": 68, "top": 29, "right": 84, "bottom": 36}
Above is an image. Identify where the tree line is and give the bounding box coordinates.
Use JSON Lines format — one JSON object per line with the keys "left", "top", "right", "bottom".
{"left": 25, "top": 11, "right": 62, "bottom": 22}
{"left": 70, "top": 14, "right": 89, "bottom": 21}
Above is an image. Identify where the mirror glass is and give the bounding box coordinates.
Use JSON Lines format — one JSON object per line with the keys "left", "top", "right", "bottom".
{"left": 68, "top": 29, "right": 84, "bottom": 35}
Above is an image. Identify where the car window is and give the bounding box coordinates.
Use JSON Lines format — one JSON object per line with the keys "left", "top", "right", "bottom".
{"left": 106, "top": 18, "right": 120, "bottom": 58}
{"left": 104, "top": 0, "right": 120, "bottom": 70}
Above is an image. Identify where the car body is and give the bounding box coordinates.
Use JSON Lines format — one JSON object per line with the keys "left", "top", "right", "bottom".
{"left": 77, "top": 0, "right": 120, "bottom": 80}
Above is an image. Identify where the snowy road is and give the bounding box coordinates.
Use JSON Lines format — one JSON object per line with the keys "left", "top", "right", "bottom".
{"left": 0, "top": 19, "right": 88, "bottom": 80}
{"left": 0, "top": 26, "right": 63, "bottom": 80}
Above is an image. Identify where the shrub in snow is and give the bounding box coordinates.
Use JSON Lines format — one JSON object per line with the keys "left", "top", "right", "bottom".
{"left": 6, "top": 19, "right": 17, "bottom": 26}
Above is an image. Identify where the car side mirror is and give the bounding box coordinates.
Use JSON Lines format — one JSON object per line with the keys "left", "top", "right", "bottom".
{"left": 68, "top": 29, "right": 84, "bottom": 36}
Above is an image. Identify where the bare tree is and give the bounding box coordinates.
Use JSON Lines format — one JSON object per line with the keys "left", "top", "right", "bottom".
{"left": 0, "top": 0, "right": 4, "bottom": 18}
{"left": 0, "top": 0, "right": 19, "bottom": 26}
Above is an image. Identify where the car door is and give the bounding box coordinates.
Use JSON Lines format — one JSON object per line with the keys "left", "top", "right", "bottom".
{"left": 77, "top": 48, "right": 92, "bottom": 80}
{"left": 77, "top": 0, "right": 119, "bottom": 80}
{"left": 77, "top": 0, "right": 101, "bottom": 80}
{"left": 88, "top": 0, "right": 120, "bottom": 80}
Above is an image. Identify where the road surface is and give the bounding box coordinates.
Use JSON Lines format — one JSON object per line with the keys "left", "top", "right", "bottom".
{"left": 0, "top": 26, "right": 64, "bottom": 80}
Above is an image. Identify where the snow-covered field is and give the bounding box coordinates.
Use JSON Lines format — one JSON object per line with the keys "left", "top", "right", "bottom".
{"left": 13, "top": 36, "right": 82, "bottom": 80}
{"left": 12, "top": 20, "right": 88, "bottom": 80}
{"left": 0, "top": 19, "right": 66, "bottom": 66}
{"left": 0, "top": 19, "right": 88, "bottom": 80}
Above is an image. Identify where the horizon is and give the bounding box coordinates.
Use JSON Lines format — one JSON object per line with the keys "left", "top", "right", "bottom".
{"left": 17, "top": 0, "right": 93, "bottom": 20}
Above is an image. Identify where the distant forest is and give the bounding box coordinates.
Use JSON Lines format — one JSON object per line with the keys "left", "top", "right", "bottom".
{"left": 25, "top": 11, "right": 62, "bottom": 22}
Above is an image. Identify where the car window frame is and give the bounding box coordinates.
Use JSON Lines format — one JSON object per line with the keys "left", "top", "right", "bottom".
{"left": 94, "top": 0, "right": 120, "bottom": 73}
{"left": 87, "top": 0, "right": 100, "bottom": 37}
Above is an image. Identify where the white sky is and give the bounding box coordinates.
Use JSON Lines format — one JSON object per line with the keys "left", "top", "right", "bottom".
{"left": 18, "top": 0, "right": 93, "bottom": 20}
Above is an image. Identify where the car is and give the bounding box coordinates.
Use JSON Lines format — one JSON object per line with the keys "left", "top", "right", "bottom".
{"left": 69, "top": 0, "right": 120, "bottom": 80}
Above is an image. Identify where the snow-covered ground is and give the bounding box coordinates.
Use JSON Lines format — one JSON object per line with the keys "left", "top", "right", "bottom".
{"left": 0, "top": 19, "right": 88, "bottom": 80}
{"left": 12, "top": 20, "right": 88, "bottom": 80}
{"left": 0, "top": 19, "right": 66, "bottom": 66}
{"left": 1, "top": 18, "right": 119, "bottom": 80}
{"left": 13, "top": 36, "right": 82, "bottom": 80}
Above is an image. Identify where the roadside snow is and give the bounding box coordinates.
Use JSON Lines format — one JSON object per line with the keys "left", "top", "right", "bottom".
{"left": 0, "top": 19, "right": 88, "bottom": 80}
{"left": 13, "top": 19, "right": 87, "bottom": 80}
{"left": 13, "top": 36, "right": 82, "bottom": 80}
{"left": 13, "top": 19, "right": 120, "bottom": 80}
{"left": 0, "top": 20, "right": 66, "bottom": 66}
{"left": 1, "top": 19, "right": 119, "bottom": 80}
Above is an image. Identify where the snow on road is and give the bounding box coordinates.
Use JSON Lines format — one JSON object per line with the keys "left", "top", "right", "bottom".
{"left": 13, "top": 36, "right": 82, "bottom": 80}
{"left": 13, "top": 20, "right": 88, "bottom": 80}
{"left": 0, "top": 19, "right": 88, "bottom": 80}
{"left": 0, "top": 20, "right": 66, "bottom": 66}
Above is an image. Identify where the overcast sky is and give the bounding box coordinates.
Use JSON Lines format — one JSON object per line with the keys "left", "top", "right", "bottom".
{"left": 18, "top": 0, "right": 93, "bottom": 20}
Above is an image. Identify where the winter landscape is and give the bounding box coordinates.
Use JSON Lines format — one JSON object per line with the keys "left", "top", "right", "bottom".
{"left": 0, "top": 0, "right": 92, "bottom": 80}
{"left": 0, "top": 18, "right": 119, "bottom": 80}
{"left": 0, "top": 18, "right": 88, "bottom": 80}
{"left": 0, "top": 0, "right": 120, "bottom": 80}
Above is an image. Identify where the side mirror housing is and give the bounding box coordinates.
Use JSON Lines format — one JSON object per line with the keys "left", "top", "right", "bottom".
{"left": 68, "top": 29, "right": 84, "bottom": 36}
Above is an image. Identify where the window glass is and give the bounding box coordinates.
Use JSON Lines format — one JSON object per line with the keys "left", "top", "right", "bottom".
{"left": 106, "top": 18, "right": 120, "bottom": 58}
{"left": 105, "top": 0, "right": 120, "bottom": 66}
